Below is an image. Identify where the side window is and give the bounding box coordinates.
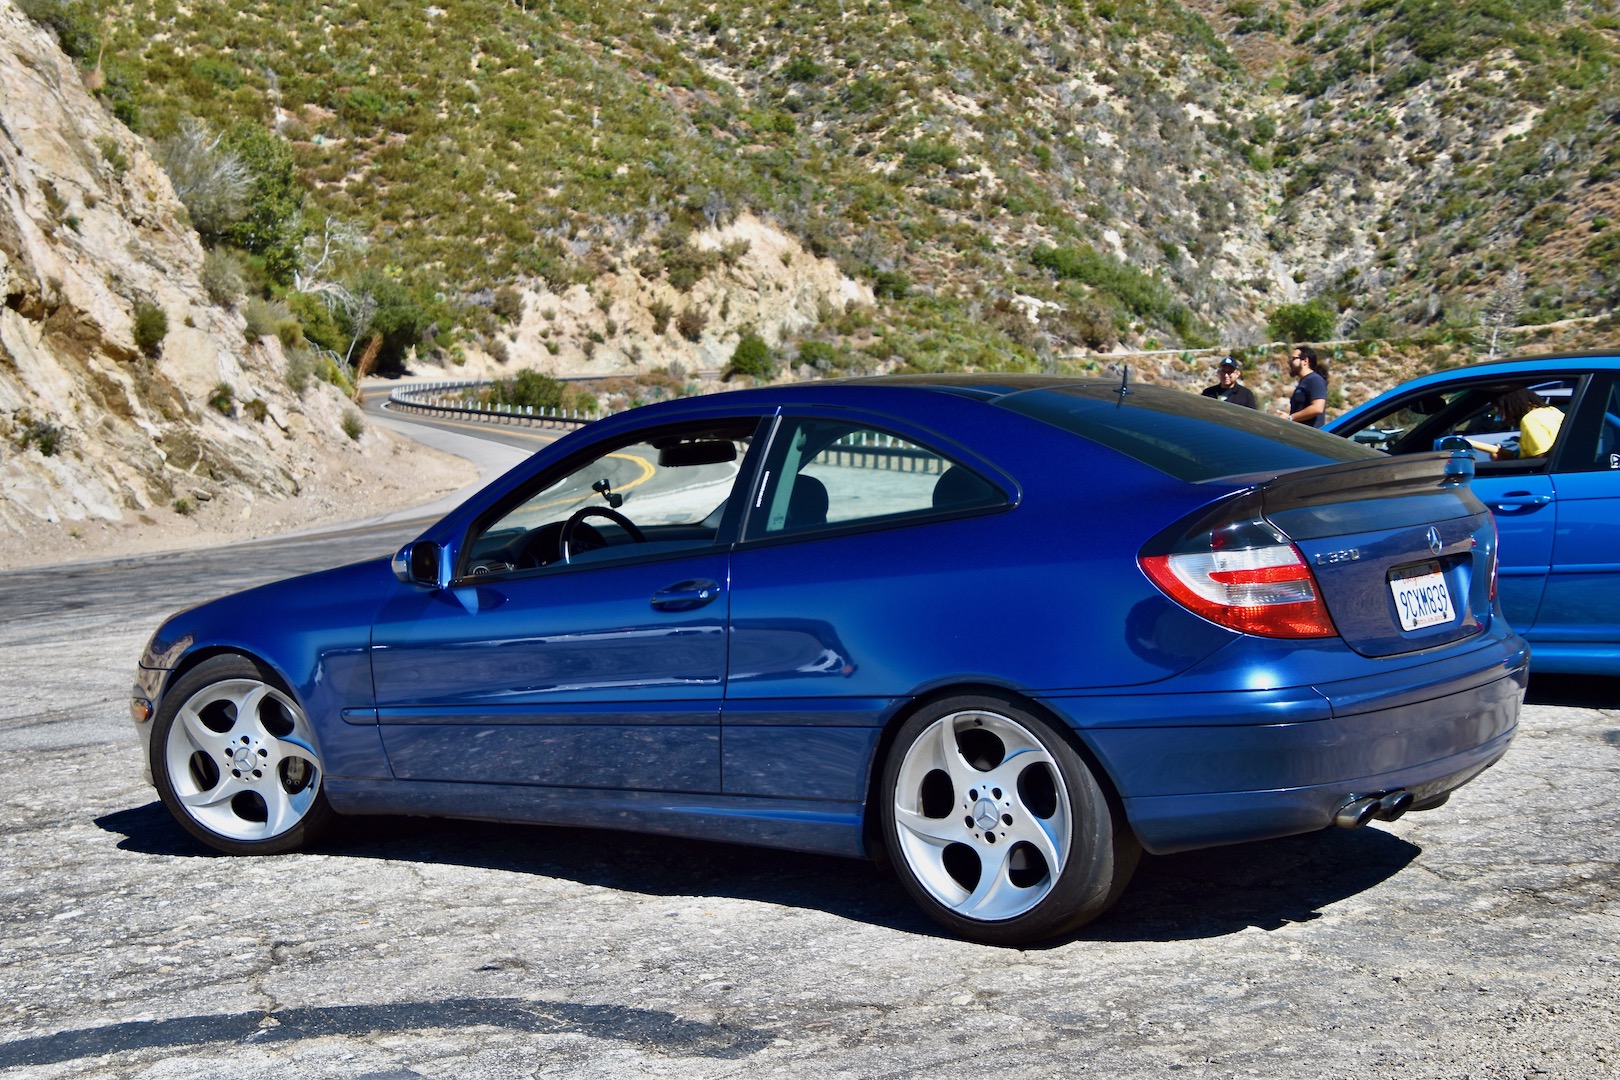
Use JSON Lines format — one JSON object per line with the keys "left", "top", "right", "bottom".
{"left": 1363, "top": 378, "right": 1576, "bottom": 468}
{"left": 1441, "top": 379, "right": 1573, "bottom": 465}
{"left": 749, "top": 419, "right": 1003, "bottom": 539}
{"left": 1582, "top": 379, "right": 1620, "bottom": 473}
{"left": 462, "top": 419, "right": 759, "bottom": 577}
{"left": 1344, "top": 390, "right": 1470, "bottom": 451}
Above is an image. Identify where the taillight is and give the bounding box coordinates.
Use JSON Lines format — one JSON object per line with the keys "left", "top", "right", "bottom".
{"left": 1139, "top": 501, "right": 1337, "bottom": 639}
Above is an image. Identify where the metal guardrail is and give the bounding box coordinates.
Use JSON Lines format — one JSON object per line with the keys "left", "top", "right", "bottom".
{"left": 821, "top": 432, "right": 947, "bottom": 474}
{"left": 386, "top": 380, "right": 603, "bottom": 430}
{"left": 386, "top": 381, "right": 944, "bottom": 474}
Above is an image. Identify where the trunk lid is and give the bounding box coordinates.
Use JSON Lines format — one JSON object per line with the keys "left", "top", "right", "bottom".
{"left": 1253, "top": 451, "right": 1494, "bottom": 658}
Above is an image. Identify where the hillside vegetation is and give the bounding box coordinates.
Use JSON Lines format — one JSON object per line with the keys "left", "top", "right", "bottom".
{"left": 22, "top": 0, "right": 1620, "bottom": 390}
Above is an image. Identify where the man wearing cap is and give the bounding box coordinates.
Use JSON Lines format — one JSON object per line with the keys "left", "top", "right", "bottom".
{"left": 1201, "top": 357, "right": 1257, "bottom": 408}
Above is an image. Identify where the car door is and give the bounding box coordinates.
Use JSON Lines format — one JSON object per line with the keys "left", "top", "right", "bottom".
{"left": 722, "top": 413, "right": 1013, "bottom": 803}
{"left": 1532, "top": 373, "right": 1620, "bottom": 659}
{"left": 369, "top": 417, "right": 765, "bottom": 793}
{"left": 1333, "top": 375, "right": 1584, "bottom": 633}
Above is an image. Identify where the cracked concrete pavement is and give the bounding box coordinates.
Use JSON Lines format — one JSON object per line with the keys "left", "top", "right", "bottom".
{"left": 1, "top": 421, "right": 1617, "bottom": 1078}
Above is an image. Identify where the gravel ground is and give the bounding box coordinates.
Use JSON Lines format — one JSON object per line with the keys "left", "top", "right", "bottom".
{"left": 0, "top": 412, "right": 1616, "bottom": 1079}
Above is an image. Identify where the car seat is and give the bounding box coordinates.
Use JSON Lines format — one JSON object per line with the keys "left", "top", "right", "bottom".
{"left": 932, "top": 466, "right": 997, "bottom": 509}
{"left": 784, "top": 474, "right": 829, "bottom": 529}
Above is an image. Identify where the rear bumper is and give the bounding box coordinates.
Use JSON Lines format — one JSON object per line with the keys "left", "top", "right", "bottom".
{"left": 1038, "top": 636, "right": 1529, "bottom": 855}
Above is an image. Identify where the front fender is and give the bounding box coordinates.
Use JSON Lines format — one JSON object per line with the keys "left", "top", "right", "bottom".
{"left": 136, "top": 556, "right": 398, "bottom": 781}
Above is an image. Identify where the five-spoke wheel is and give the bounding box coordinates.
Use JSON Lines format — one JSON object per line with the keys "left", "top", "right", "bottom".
{"left": 880, "top": 694, "right": 1138, "bottom": 945}
{"left": 151, "top": 655, "right": 333, "bottom": 854}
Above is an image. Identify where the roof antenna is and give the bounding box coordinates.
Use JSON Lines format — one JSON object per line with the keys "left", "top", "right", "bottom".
{"left": 1116, "top": 363, "right": 1132, "bottom": 401}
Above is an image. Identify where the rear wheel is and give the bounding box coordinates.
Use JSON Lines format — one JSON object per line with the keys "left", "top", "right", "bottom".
{"left": 151, "top": 655, "right": 333, "bottom": 855}
{"left": 879, "top": 694, "right": 1138, "bottom": 945}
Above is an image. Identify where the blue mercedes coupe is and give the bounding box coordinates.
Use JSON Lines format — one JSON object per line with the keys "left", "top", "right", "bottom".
{"left": 1328, "top": 353, "right": 1620, "bottom": 675}
{"left": 134, "top": 375, "right": 1528, "bottom": 944}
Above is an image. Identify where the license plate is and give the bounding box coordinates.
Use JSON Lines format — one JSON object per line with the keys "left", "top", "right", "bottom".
{"left": 1389, "top": 562, "right": 1455, "bottom": 631}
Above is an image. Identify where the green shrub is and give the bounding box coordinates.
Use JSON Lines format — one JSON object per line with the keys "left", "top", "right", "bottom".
{"left": 663, "top": 245, "right": 724, "bottom": 292}
{"left": 490, "top": 369, "right": 567, "bottom": 410}
{"left": 797, "top": 339, "right": 842, "bottom": 372}
{"left": 208, "top": 381, "right": 235, "bottom": 415}
{"left": 781, "top": 55, "right": 825, "bottom": 82}
{"left": 492, "top": 286, "right": 524, "bottom": 322}
{"left": 728, "top": 333, "right": 774, "bottom": 379}
{"left": 1268, "top": 300, "right": 1337, "bottom": 342}
{"left": 284, "top": 346, "right": 316, "bottom": 395}
{"left": 17, "top": 417, "right": 66, "bottom": 457}
{"left": 221, "top": 123, "right": 307, "bottom": 285}
{"left": 649, "top": 299, "right": 674, "bottom": 335}
{"left": 132, "top": 302, "right": 169, "bottom": 357}
{"left": 200, "top": 248, "right": 245, "bottom": 309}
{"left": 341, "top": 409, "right": 364, "bottom": 441}
{"left": 903, "top": 139, "right": 959, "bottom": 171}
{"left": 676, "top": 306, "right": 708, "bottom": 342}
{"left": 873, "top": 270, "right": 910, "bottom": 300}
{"left": 1032, "top": 244, "right": 1176, "bottom": 323}
{"left": 241, "top": 296, "right": 284, "bottom": 341}
{"left": 156, "top": 119, "right": 249, "bottom": 242}
{"left": 347, "top": 272, "right": 433, "bottom": 374}
{"left": 287, "top": 292, "right": 346, "bottom": 353}
{"left": 17, "top": 0, "right": 99, "bottom": 60}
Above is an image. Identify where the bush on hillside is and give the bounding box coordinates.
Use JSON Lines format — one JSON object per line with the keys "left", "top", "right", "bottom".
{"left": 728, "top": 333, "right": 774, "bottom": 379}
{"left": 132, "top": 302, "right": 168, "bottom": 356}
{"left": 1268, "top": 300, "right": 1337, "bottom": 342}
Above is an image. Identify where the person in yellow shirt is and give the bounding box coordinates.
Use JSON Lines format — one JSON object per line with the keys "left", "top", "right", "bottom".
{"left": 1475, "top": 388, "right": 1563, "bottom": 460}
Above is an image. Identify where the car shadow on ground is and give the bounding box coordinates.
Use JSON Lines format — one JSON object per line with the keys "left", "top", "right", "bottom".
{"left": 1525, "top": 673, "right": 1620, "bottom": 709}
{"left": 98, "top": 801, "right": 1419, "bottom": 947}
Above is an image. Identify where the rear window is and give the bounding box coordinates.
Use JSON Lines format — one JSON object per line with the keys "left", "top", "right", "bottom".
{"left": 996, "top": 383, "right": 1381, "bottom": 482}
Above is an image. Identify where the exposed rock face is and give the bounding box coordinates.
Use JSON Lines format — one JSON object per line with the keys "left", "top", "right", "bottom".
{"left": 0, "top": 2, "right": 363, "bottom": 538}
{"left": 493, "top": 214, "right": 875, "bottom": 379}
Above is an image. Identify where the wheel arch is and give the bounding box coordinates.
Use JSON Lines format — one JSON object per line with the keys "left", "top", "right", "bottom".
{"left": 859, "top": 682, "right": 1135, "bottom": 864}
{"left": 159, "top": 646, "right": 311, "bottom": 728}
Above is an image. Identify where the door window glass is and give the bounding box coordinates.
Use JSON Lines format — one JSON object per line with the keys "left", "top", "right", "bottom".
{"left": 1349, "top": 377, "right": 1577, "bottom": 468}
{"left": 464, "top": 419, "right": 758, "bottom": 576}
{"left": 1591, "top": 380, "right": 1620, "bottom": 472}
{"left": 750, "top": 419, "right": 1003, "bottom": 538}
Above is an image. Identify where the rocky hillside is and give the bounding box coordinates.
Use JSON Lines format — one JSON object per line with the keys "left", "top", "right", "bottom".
{"left": 0, "top": 0, "right": 427, "bottom": 547}
{"left": 46, "top": 0, "right": 1612, "bottom": 378}
{"left": 4, "top": 0, "right": 1618, "bottom": 544}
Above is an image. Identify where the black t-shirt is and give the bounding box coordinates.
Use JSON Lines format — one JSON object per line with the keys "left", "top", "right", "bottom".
{"left": 1202, "top": 383, "right": 1257, "bottom": 409}
{"left": 1291, "top": 370, "right": 1327, "bottom": 427}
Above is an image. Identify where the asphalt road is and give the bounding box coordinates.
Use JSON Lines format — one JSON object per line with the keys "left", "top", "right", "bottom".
{"left": 1, "top": 408, "right": 1617, "bottom": 1079}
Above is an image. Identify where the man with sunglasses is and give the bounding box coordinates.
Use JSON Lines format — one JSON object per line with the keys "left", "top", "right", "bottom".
{"left": 1284, "top": 345, "right": 1328, "bottom": 427}
{"left": 1201, "top": 356, "right": 1257, "bottom": 408}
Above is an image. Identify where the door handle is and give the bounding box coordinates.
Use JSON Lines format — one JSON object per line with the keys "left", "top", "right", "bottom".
{"left": 1491, "top": 492, "right": 1552, "bottom": 512}
{"left": 650, "top": 579, "right": 722, "bottom": 611}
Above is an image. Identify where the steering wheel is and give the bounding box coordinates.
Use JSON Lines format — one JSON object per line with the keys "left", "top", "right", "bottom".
{"left": 560, "top": 506, "right": 645, "bottom": 562}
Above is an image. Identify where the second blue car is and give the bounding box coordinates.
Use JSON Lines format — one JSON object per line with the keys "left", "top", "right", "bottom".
{"left": 1329, "top": 352, "right": 1620, "bottom": 675}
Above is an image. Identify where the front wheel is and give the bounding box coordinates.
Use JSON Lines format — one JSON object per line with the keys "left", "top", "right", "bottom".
{"left": 150, "top": 655, "right": 334, "bottom": 855}
{"left": 879, "top": 695, "right": 1138, "bottom": 945}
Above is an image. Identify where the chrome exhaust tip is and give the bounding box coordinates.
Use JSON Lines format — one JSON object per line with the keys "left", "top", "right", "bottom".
{"left": 1333, "top": 795, "right": 1380, "bottom": 829}
{"left": 1374, "top": 789, "right": 1414, "bottom": 822}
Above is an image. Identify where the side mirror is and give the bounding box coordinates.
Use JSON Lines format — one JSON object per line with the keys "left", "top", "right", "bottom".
{"left": 392, "top": 541, "right": 448, "bottom": 588}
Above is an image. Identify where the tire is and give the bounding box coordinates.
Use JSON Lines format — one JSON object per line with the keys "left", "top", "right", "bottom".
{"left": 879, "top": 694, "right": 1139, "bottom": 945}
{"left": 150, "top": 654, "right": 334, "bottom": 855}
